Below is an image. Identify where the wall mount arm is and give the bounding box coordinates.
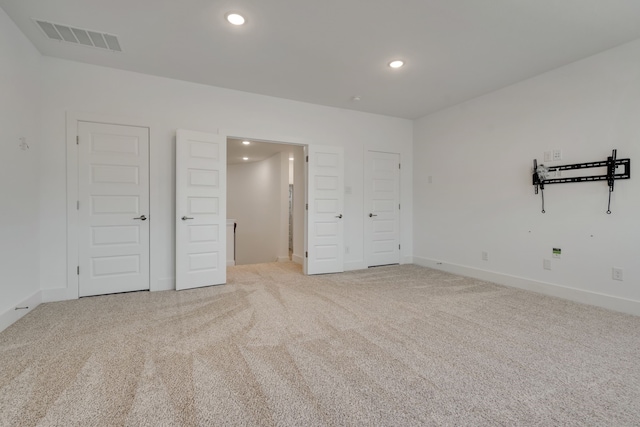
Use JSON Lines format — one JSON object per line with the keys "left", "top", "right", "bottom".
{"left": 532, "top": 149, "right": 630, "bottom": 214}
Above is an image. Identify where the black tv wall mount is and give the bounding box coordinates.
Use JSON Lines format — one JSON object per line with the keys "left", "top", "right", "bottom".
{"left": 532, "top": 149, "right": 630, "bottom": 214}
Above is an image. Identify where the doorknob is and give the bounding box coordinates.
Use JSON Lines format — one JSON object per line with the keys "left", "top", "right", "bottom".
{"left": 369, "top": 213, "right": 377, "bottom": 217}
{"left": 335, "top": 214, "right": 343, "bottom": 219}
{"left": 133, "top": 215, "right": 147, "bottom": 221}
{"left": 181, "top": 216, "right": 194, "bottom": 221}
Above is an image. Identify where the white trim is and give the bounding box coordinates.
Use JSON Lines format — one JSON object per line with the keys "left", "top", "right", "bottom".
{"left": 220, "top": 128, "right": 317, "bottom": 275}
{"left": 276, "top": 256, "right": 290, "bottom": 262}
{"left": 344, "top": 260, "right": 367, "bottom": 271}
{"left": 413, "top": 256, "right": 640, "bottom": 316}
{"left": 41, "top": 288, "right": 76, "bottom": 303}
{"left": 65, "top": 112, "right": 153, "bottom": 301}
{"left": 401, "top": 255, "right": 412, "bottom": 265}
{"left": 0, "top": 291, "right": 41, "bottom": 333}
{"left": 156, "top": 277, "right": 175, "bottom": 292}
{"left": 292, "top": 253, "right": 304, "bottom": 265}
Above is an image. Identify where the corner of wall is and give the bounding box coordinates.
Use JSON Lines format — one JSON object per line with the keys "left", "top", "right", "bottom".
{"left": 292, "top": 253, "right": 304, "bottom": 265}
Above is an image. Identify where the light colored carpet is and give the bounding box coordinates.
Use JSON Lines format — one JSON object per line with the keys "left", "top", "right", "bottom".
{"left": 1, "top": 262, "right": 640, "bottom": 426}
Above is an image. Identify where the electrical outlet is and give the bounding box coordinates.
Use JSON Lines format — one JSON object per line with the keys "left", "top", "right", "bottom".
{"left": 553, "top": 149, "right": 562, "bottom": 161}
{"left": 544, "top": 151, "right": 552, "bottom": 162}
{"left": 481, "top": 251, "right": 488, "bottom": 261}
{"left": 345, "top": 246, "right": 350, "bottom": 254}
{"left": 543, "top": 259, "right": 552, "bottom": 270}
{"left": 612, "top": 267, "right": 623, "bottom": 281}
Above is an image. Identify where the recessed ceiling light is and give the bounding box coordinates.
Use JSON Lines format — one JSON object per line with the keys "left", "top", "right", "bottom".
{"left": 242, "top": 140, "right": 250, "bottom": 145}
{"left": 226, "top": 13, "right": 246, "bottom": 26}
{"left": 242, "top": 157, "right": 249, "bottom": 161}
{"left": 389, "top": 60, "right": 404, "bottom": 69}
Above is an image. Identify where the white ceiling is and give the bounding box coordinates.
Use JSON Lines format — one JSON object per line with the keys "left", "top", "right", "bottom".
{"left": 3, "top": 1, "right": 640, "bottom": 119}
{"left": 227, "top": 138, "right": 299, "bottom": 165}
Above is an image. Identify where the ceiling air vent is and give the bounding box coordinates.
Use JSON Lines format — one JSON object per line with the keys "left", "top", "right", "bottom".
{"left": 34, "top": 19, "right": 122, "bottom": 52}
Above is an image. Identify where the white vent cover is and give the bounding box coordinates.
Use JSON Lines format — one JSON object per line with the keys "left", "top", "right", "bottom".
{"left": 34, "top": 19, "right": 122, "bottom": 52}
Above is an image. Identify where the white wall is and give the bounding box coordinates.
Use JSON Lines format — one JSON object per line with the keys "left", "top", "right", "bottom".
{"left": 228, "top": 153, "right": 288, "bottom": 265}
{"left": 0, "top": 7, "right": 42, "bottom": 329}
{"left": 277, "top": 152, "right": 289, "bottom": 260}
{"left": 413, "top": 39, "right": 640, "bottom": 314}
{"left": 38, "top": 57, "right": 414, "bottom": 298}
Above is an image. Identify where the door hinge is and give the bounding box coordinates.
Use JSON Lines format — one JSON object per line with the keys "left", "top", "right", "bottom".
{"left": 77, "top": 266, "right": 79, "bottom": 275}
{"left": 399, "top": 163, "right": 401, "bottom": 169}
{"left": 77, "top": 201, "right": 79, "bottom": 210}
{"left": 76, "top": 135, "right": 79, "bottom": 145}
{"left": 305, "top": 203, "right": 308, "bottom": 210}
{"left": 305, "top": 251, "right": 308, "bottom": 258}
{"left": 399, "top": 204, "right": 401, "bottom": 210}
{"left": 306, "top": 155, "right": 309, "bottom": 162}
{"left": 399, "top": 244, "right": 401, "bottom": 250}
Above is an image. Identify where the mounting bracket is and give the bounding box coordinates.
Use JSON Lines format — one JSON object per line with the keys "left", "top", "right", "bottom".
{"left": 532, "top": 149, "right": 630, "bottom": 214}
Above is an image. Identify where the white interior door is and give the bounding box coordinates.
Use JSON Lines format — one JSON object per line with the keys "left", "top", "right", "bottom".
{"left": 175, "top": 130, "right": 226, "bottom": 290}
{"left": 78, "top": 121, "right": 150, "bottom": 297}
{"left": 364, "top": 150, "right": 400, "bottom": 267}
{"left": 305, "top": 145, "right": 344, "bottom": 275}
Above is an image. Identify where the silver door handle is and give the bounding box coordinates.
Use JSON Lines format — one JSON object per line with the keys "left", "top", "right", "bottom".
{"left": 369, "top": 213, "right": 377, "bottom": 217}
{"left": 181, "top": 216, "right": 194, "bottom": 221}
{"left": 335, "top": 214, "right": 343, "bottom": 218}
{"left": 133, "top": 215, "right": 147, "bottom": 221}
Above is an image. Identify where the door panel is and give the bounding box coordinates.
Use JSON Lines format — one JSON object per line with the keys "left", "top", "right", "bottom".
{"left": 176, "top": 130, "right": 226, "bottom": 290}
{"left": 305, "top": 145, "right": 344, "bottom": 275}
{"left": 365, "top": 151, "right": 400, "bottom": 267}
{"left": 78, "top": 121, "right": 150, "bottom": 297}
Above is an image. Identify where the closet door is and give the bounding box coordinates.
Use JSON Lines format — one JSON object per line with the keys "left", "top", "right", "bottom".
{"left": 305, "top": 145, "right": 344, "bottom": 275}
{"left": 175, "top": 130, "right": 227, "bottom": 290}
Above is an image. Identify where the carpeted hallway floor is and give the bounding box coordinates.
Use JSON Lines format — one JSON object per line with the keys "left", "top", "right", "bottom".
{"left": 1, "top": 262, "right": 640, "bottom": 426}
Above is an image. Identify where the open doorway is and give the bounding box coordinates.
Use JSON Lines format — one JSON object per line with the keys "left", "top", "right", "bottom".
{"left": 226, "top": 138, "right": 305, "bottom": 267}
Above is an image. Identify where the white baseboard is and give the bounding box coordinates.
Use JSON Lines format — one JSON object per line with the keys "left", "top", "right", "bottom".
{"left": 344, "top": 260, "right": 367, "bottom": 271}
{"left": 413, "top": 256, "right": 640, "bottom": 316}
{"left": 0, "top": 291, "right": 42, "bottom": 333}
{"left": 41, "top": 287, "right": 76, "bottom": 303}
{"left": 344, "top": 256, "right": 412, "bottom": 271}
{"left": 292, "top": 254, "right": 303, "bottom": 265}
{"left": 276, "top": 256, "right": 290, "bottom": 262}
{"left": 155, "top": 277, "right": 175, "bottom": 291}
{"left": 226, "top": 261, "right": 236, "bottom": 267}
{"left": 43, "top": 277, "right": 176, "bottom": 299}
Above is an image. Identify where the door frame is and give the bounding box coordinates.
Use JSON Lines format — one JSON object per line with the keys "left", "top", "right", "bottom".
{"left": 364, "top": 149, "right": 401, "bottom": 268}
{"left": 60, "top": 112, "right": 153, "bottom": 301}
{"left": 221, "top": 128, "right": 316, "bottom": 273}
